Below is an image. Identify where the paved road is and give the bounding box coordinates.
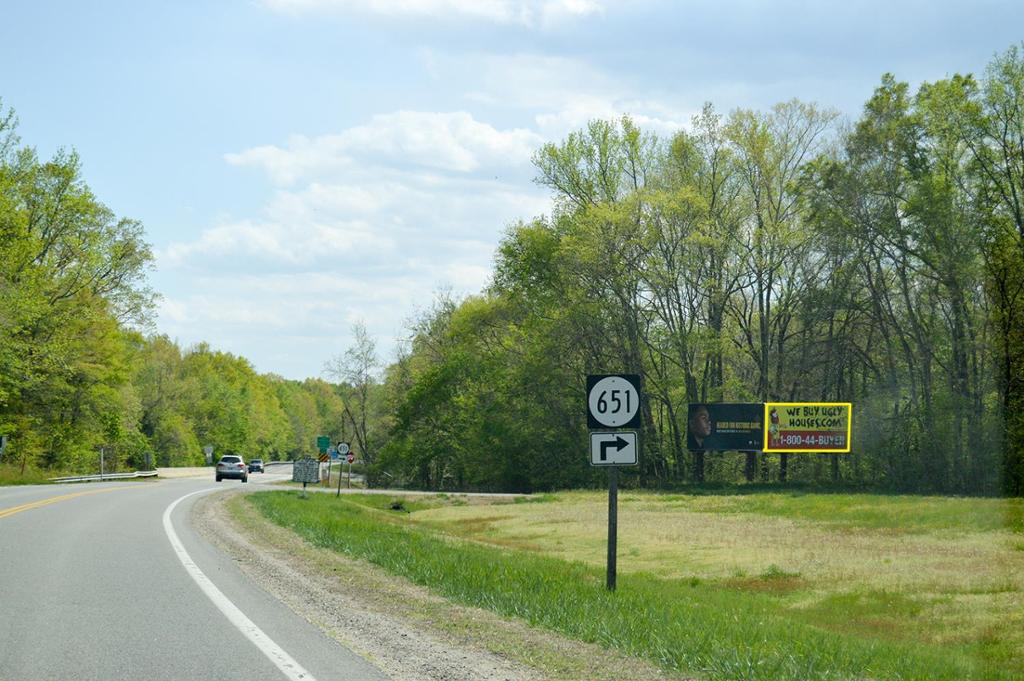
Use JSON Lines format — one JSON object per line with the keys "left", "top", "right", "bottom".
{"left": 0, "top": 470, "right": 388, "bottom": 681}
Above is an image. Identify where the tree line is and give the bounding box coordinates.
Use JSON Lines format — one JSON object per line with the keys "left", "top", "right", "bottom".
{"left": 0, "top": 104, "right": 354, "bottom": 475}
{"left": 374, "top": 46, "right": 1024, "bottom": 496}
{"left": 4, "top": 46, "right": 1023, "bottom": 496}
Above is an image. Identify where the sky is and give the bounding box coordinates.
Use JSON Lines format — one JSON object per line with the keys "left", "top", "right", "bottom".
{"left": 2, "top": 0, "right": 1022, "bottom": 380}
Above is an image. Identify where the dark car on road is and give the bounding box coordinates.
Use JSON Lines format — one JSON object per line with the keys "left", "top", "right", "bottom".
{"left": 248, "top": 458, "right": 264, "bottom": 473}
{"left": 215, "top": 455, "right": 248, "bottom": 483}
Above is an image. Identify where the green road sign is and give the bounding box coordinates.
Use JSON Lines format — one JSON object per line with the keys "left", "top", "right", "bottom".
{"left": 317, "top": 435, "right": 330, "bottom": 453}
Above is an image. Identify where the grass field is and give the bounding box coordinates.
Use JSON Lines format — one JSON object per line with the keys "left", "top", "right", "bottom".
{"left": 247, "top": 489, "right": 1024, "bottom": 680}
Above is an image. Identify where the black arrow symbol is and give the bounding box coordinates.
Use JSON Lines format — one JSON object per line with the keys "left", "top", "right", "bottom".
{"left": 600, "top": 435, "right": 630, "bottom": 461}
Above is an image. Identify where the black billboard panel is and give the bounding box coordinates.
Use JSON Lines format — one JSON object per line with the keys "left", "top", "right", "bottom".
{"left": 687, "top": 403, "right": 764, "bottom": 452}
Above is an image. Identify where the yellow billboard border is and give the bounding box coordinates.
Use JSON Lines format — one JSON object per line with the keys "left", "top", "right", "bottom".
{"left": 763, "top": 402, "right": 852, "bottom": 453}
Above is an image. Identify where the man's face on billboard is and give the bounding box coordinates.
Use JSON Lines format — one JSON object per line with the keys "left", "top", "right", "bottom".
{"left": 691, "top": 406, "right": 711, "bottom": 438}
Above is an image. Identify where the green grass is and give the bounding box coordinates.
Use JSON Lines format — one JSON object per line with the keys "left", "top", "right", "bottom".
{"left": 629, "top": 491, "right": 1023, "bottom": 534}
{"left": 248, "top": 491, "right": 1008, "bottom": 681}
{"left": 0, "top": 463, "right": 55, "bottom": 485}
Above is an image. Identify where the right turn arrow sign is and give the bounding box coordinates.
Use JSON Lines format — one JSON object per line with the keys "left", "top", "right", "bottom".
{"left": 590, "top": 432, "right": 638, "bottom": 466}
{"left": 600, "top": 436, "right": 630, "bottom": 461}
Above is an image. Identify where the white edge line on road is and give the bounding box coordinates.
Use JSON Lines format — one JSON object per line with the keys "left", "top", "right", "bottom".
{"left": 163, "top": 489, "right": 317, "bottom": 681}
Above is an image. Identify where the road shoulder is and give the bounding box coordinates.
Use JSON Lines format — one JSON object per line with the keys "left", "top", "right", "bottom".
{"left": 192, "top": 489, "right": 684, "bottom": 681}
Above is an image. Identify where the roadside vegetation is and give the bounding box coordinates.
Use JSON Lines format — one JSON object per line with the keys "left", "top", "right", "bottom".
{"left": 376, "top": 44, "right": 1024, "bottom": 497}
{"left": 0, "top": 99, "right": 361, "bottom": 478}
{"left": 0, "top": 463, "right": 56, "bottom": 485}
{"left": 5, "top": 45, "right": 1024, "bottom": 499}
{"left": 247, "top": 489, "right": 1023, "bottom": 680}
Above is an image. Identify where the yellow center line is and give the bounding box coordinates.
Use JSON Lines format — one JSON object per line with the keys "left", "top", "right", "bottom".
{"left": 0, "top": 487, "right": 126, "bottom": 519}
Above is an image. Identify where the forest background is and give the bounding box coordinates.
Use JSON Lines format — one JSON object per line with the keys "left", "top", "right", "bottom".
{"left": 2, "top": 46, "right": 1023, "bottom": 496}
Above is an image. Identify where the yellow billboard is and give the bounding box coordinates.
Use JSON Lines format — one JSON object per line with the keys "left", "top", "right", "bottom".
{"left": 763, "top": 402, "right": 852, "bottom": 453}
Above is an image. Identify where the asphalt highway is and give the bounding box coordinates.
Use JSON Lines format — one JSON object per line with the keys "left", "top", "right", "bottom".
{"left": 0, "top": 469, "right": 389, "bottom": 681}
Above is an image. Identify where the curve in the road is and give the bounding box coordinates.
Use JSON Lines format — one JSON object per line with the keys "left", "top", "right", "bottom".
{"left": 162, "top": 489, "right": 318, "bottom": 681}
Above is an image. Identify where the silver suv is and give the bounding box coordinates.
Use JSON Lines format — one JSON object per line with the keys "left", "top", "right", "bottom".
{"left": 215, "top": 455, "right": 248, "bottom": 483}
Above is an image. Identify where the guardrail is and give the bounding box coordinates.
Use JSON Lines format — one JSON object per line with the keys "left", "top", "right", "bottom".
{"left": 50, "top": 461, "right": 297, "bottom": 483}
{"left": 50, "top": 471, "right": 159, "bottom": 483}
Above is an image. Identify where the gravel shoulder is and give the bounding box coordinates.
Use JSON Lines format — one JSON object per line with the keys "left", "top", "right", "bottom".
{"left": 192, "top": 488, "right": 687, "bottom": 681}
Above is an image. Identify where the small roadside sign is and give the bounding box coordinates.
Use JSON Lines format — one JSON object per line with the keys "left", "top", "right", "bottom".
{"left": 317, "top": 436, "right": 330, "bottom": 453}
{"left": 587, "top": 374, "right": 642, "bottom": 429}
{"left": 346, "top": 453, "right": 355, "bottom": 464}
{"left": 293, "top": 456, "right": 320, "bottom": 498}
{"left": 292, "top": 457, "right": 320, "bottom": 483}
{"left": 590, "top": 432, "right": 638, "bottom": 466}
{"left": 318, "top": 453, "right": 329, "bottom": 463}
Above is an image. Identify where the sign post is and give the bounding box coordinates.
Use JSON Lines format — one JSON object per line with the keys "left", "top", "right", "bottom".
{"left": 339, "top": 454, "right": 348, "bottom": 497}
{"left": 607, "top": 466, "right": 618, "bottom": 590}
{"left": 587, "top": 374, "right": 641, "bottom": 592}
{"left": 334, "top": 442, "right": 349, "bottom": 497}
{"left": 333, "top": 442, "right": 351, "bottom": 493}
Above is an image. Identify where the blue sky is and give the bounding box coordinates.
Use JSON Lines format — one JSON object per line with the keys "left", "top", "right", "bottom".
{"left": 2, "top": 0, "right": 1021, "bottom": 380}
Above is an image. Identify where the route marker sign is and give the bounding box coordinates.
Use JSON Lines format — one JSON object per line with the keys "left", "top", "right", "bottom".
{"left": 336, "top": 442, "right": 350, "bottom": 455}
{"left": 590, "top": 432, "right": 638, "bottom": 466}
{"left": 585, "top": 373, "right": 644, "bottom": 593}
{"left": 764, "top": 402, "right": 852, "bottom": 452}
{"left": 586, "top": 374, "right": 642, "bottom": 429}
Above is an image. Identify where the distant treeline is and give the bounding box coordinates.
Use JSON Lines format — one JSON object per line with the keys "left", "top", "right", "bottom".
{"left": 373, "top": 45, "right": 1024, "bottom": 496}
{"left": 0, "top": 103, "right": 348, "bottom": 474}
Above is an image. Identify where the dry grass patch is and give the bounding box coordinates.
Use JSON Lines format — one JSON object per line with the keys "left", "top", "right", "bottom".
{"left": 411, "top": 489, "right": 1024, "bottom": 674}
{"left": 416, "top": 492, "right": 1024, "bottom": 592}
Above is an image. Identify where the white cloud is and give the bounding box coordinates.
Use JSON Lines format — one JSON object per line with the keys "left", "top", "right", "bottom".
{"left": 159, "top": 107, "right": 553, "bottom": 378}
{"left": 226, "top": 111, "right": 543, "bottom": 184}
{"left": 156, "top": 270, "right": 462, "bottom": 368}
{"left": 261, "top": 0, "right": 602, "bottom": 25}
{"left": 535, "top": 101, "right": 689, "bottom": 138}
{"left": 158, "top": 216, "right": 393, "bottom": 266}
{"left": 160, "top": 170, "right": 548, "bottom": 270}
{"left": 458, "top": 53, "right": 693, "bottom": 138}
{"left": 539, "top": 0, "right": 602, "bottom": 24}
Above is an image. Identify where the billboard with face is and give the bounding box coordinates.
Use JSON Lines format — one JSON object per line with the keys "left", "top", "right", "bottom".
{"left": 687, "top": 403, "right": 764, "bottom": 451}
